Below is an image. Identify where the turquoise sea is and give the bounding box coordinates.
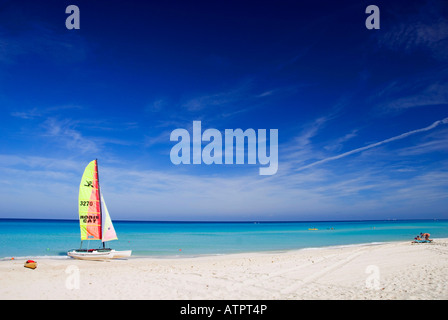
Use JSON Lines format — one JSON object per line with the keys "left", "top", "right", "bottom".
{"left": 1, "top": 219, "right": 447, "bottom": 259}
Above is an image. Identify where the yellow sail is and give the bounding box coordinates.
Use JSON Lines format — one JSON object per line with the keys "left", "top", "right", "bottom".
{"left": 78, "top": 160, "right": 102, "bottom": 240}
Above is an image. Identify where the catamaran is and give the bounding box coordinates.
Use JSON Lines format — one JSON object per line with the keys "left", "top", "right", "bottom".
{"left": 67, "top": 159, "right": 132, "bottom": 260}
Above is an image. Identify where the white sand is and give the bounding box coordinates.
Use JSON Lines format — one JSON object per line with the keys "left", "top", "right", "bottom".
{"left": 1, "top": 239, "right": 447, "bottom": 300}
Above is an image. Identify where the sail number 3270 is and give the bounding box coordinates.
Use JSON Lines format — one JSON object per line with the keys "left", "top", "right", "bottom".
{"left": 80, "top": 201, "right": 94, "bottom": 206}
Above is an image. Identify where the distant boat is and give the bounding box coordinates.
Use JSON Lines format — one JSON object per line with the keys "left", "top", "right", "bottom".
{"left": 308, "top": 228, "right": 318, "bottom": 231}
{"left": 67, "top": 160, "right": 132, "bottom": 260}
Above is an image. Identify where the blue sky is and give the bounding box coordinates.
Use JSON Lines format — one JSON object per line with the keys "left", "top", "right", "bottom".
{"left": 0, "top": 0, "right": 447, "bottom": 221}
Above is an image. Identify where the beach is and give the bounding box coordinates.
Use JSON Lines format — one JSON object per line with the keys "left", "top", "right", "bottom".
{"left": 1, "top": 239, "right": 447, "bottom": 300}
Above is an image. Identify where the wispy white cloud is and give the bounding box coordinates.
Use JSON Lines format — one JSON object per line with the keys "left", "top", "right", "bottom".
{"left": 280, "top": 107, "right": 344, "bottom": 171}
{"left": 10, "top": 104, "right": 139, "bottom": 154}
{"left": 143, "top": 130, "right": 172, "bottom": 148}
{"left": 10, "top": 105, "right": 82, "bottom": 119}
{"left": 145, "top": 99, "right": 167, "bottom": 113}
{"left": 181, "top": 81, "right": 252, "bottom": 112}
{"left": 378, "top": 2, "right": 448, "bottom": 60}
{"left": 256, "top": 90, "right": 274, "bottom": 98}
{"left": 397, "top": 128, "right": 448, "bottom": 156}
{"left": 1, "top": 146, "right": 447, "bottom": 220}
{"left": 179, "top": 79, "right": 301, "bottom": 116}
{"left": 0, "top": 22, "right": 88, "bottom": 66}
{"left": 324, "top": 129, "right": 358, "bottom": 152}
{"left": 296, "top": 117, "right": 448, "bottom": 171}
{"left": 40, "top": 116, "right": 140, "bottom": 154}
{"left": 384, "top": 82, "right": 448, "bottom": 110}
{"left": 10, "top": 107, "right": 42, "bottom": 119}
{"left": 285, "top": 116, "right": 329, "bottom": 151}
{"left": 42, "top": 118, "right": 99, "bottom": 154}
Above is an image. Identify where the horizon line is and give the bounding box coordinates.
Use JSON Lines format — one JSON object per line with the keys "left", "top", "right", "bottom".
{"left": 0, "top": 217, "right": 445, "bottom": 223}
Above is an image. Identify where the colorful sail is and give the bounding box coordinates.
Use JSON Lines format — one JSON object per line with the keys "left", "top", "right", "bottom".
{"left": 78, "top": 160, "right": 102, "bottom": 240}
{"left": 101, "top": 194, "right": 118, "bottom": 242}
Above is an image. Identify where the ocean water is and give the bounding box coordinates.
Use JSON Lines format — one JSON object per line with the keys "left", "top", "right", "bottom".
{"left": 0, "top": 219, "right": 447, "bottom": 259}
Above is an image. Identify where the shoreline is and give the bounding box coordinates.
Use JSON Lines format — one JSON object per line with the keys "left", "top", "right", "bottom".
{"left": 2, "top": 238, "right": 446, "bottom": 261}
{"left": 1, "top": 238, "right": 447, "bottom": 299}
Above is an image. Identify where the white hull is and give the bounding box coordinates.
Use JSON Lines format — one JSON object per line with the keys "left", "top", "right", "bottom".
{"left": 67, "top": 249, "right": 132, "bottom": 260}
{"left": 111, "top": 250, "right": 132, "bottom": 258}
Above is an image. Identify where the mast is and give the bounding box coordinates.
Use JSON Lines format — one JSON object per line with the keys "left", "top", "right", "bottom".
{"left": 96, "top": 158, "right": 105, "bottom": 248}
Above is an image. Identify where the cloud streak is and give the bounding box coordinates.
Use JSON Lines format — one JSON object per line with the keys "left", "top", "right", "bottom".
{"left": 378, "top": 1, "right": 448, "bottom": 60}
{"left": 296, "top": 117, "right": 448, "bottom": 171}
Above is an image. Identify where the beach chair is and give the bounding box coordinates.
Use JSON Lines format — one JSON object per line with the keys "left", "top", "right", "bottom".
{"left": 412, "top": 239, "right": 432, "bottom": 243}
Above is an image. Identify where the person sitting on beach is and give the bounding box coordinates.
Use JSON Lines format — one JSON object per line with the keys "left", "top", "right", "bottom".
{"left": 422, "top": 233, "right": 432, "bottom": 242}
{"left": 413, "top": 233, "right": 432, "bottom": 243}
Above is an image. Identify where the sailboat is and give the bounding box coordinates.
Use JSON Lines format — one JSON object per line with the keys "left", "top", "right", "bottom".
{"left": 67, "top": 159, "right": 132, "bottom": 260}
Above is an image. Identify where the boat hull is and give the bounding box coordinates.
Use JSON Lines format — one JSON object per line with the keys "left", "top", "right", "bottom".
{"left": 111, "top": 250, "right": 132, "bottom": 258}
{"left": 67, "top": 249, "right": 132, "bottom": 260}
